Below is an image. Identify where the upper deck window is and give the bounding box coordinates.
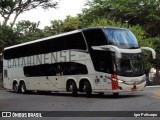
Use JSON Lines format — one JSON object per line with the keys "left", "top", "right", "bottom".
{"left": 4, "top": 32, "right": 86, "bottom": 60}
{"left": 106, "top": 28, "right": 139, "bottom": 49}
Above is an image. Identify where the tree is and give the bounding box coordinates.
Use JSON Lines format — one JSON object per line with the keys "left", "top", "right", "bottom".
{"left": 83, "top": 0, "right": 160, "bottom": 37}
{"left": 152, "top": 39, "right": 160, "bottom": 73}
{"left": 0, "top": 24, "right": 19, "bottom": 52}
{"left": 15, "top": 20, "right": 44, "bottom": 42}
{"left": 62, "top": 16, "right": 83, "bottom": 32}
{"left": 46, "top": 16, "right": 83, "bottom": 36}
{"left": 0, "top": 0, "right": 58, "bottom": 27}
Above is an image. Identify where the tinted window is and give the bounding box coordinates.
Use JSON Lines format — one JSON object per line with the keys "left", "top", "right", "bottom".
{"left": 24, "top": 62, "right": 88, "bottom": 77}
{"left": 90, "top": 51, "right": 113, "bottom": 73}
{"left": 61, "top": 62, "right": 88, "bottom": 75}
{"left": 83, "top": 29, "right": 108, "bottom": 47}
{"left": 4, "top": 32, "right": 86, "bottom": 60}
{"left": 24, "top": 64, "right": 56, "bottom": 77}
{"left": 83, "top": 29, "right": 112, "bottom": 73}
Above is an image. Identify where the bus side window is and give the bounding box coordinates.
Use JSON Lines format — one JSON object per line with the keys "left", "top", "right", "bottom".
{"left": 55, "top": 64, "right": 61, "bottom": 76}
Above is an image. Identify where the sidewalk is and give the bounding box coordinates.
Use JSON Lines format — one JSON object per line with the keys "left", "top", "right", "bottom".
{"left": 146, "top": 85, "right": 160, "bottom": 97}
{"left": 146, "top": 85, "right": 160, "bottom": 88}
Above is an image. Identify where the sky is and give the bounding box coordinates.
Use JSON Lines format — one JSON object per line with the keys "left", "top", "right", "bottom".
{"left": 14, "top": 0, "right": 87, "bottom": 28}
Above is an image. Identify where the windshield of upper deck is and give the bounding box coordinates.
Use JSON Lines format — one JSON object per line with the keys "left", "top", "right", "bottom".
{"left": 106, "top": 28, "right": 139, "bottom": 49}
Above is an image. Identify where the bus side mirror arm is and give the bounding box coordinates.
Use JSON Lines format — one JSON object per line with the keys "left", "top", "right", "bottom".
{"left": 92, "top": 45, "right": 122, "bottom": 58}
{"left": 141, "top": 47, "right": 156, "bottom": 59}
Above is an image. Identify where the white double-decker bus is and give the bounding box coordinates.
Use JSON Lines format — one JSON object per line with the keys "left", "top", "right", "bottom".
{"left": 3, "top": 27, "right": 156, "bottom": 97}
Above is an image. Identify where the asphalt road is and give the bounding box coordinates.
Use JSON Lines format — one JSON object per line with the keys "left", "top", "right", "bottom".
{"left": 0, "top": 86, "right": 160, "bottom": 120}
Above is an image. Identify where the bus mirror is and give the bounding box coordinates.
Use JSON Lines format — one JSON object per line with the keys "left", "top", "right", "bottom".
{"left": 141, "top": 47, "right": 156, "bottom": 59}
{"left": 92, "top": 45, "right": 122, "bottom": 58}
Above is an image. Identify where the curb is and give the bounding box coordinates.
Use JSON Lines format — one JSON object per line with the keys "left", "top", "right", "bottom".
{"left": 146, "top": 85, "right": 160, "bottom": 88}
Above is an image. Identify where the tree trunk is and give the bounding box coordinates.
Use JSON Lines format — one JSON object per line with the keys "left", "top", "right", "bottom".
{"left": 3, "top": 17, "right": 9, "bottom": 26}
{"left": 11, "top": 12, "right": 20, "bottom": 28}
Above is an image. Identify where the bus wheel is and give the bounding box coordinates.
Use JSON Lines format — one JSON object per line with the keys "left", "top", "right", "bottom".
{"left": 20, "top": 82, "right": 27, "bottom": 94}
{"left": 113, "top": 93, "right": 119, "bottom": 97}
{"left": 13, "top": 83, "right": 20, "bottom": 93}
{"left": 70, "top": 81, "right": 77, "bottom": 97}
{"left": 85, "top": 81, "right": 92, "bottom": 98}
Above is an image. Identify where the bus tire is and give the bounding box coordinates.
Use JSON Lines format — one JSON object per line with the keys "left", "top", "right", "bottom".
{"left": 70, "top": 81, "right": 77, "bottom": 97}
{"left": 13, "top": 82, "right": 20, "bottom": 93}
{"left": 20, "top": 82, "right": 27, "bottom": 94}
{"left": 85, "top": 81, "right": 92, "bottom": 98}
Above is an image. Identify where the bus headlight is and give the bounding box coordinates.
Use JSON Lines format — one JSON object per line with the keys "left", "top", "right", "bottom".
{"left": 118, "top": 79, "right": 125, "bottom": 83}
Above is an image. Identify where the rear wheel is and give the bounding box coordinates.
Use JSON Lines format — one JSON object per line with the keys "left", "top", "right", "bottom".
{"left": 84, "top": 81, "right": 92, "bottom": 98}
{"left": 69, "top": 81, "right": 77, "bottom": 97}
{"left": 13, "top": 83, "right": 20, "bottom": 93}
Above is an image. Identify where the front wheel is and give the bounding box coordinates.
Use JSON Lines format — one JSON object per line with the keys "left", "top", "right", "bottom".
{"left": 84, "top": 81, "right": 92, "bottom": 98}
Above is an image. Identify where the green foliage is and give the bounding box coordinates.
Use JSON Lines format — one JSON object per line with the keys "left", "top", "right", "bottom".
{"left": 15, "top": 20, "right": 45, "bottom": 42}
{"left": 84, "top": 0, "right": 160, "bottom": 37}
{"left": 0, "top": 24, "right": 19, "bottom": 52}
{"left": 150, "top": 38, "right": 160, "bottom": 69}
{"left": 140, "top": 37, "right": 159, "bottom": 70}
{"left": 62, "top": 16, "right": 83, "bottom": 32}
{"left": 46, "top": 16, "right": 83, "bottom": 35}
{"left": 0, "top": 20, "right": 44, "bottom": 52}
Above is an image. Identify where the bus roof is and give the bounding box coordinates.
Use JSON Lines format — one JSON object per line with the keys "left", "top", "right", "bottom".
{"left": 4, "top": 26, "right": 128, "bottom": 51}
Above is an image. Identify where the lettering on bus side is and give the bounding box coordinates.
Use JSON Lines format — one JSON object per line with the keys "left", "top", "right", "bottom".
{"left": 7, "top": 51, "right": 78, "bottom": 68}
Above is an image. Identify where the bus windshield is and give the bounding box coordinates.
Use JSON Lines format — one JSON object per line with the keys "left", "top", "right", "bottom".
{"left": 106, "top": 28, "right": 139, "bottom": 49}
{"left": 113, "top": 53, "right": 144, "bottom": 77}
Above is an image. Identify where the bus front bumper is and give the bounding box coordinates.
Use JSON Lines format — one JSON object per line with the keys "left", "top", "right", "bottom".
{"left": 115, "top": 80, "right": 146, "bottom": 92}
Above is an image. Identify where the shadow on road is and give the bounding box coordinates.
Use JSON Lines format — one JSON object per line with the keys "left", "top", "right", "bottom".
{"left": 6, "top": 90, "right": 144, "bottom": 99}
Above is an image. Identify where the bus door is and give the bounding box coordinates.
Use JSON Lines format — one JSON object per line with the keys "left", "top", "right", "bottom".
{"left": 49, "top": 64, "right": 65, "bottom": 90}
{"left": 100, "top": 73, "right": 112, "bottom": 90}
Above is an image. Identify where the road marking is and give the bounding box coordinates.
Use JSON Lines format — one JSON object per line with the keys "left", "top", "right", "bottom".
{"left": 154, "top": 91, "right": 160, "bottom": 97}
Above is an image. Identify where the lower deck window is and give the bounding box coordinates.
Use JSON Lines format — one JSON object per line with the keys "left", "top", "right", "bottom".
{"left": 24, "top": 62, "right": 88, "bottom": 77}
